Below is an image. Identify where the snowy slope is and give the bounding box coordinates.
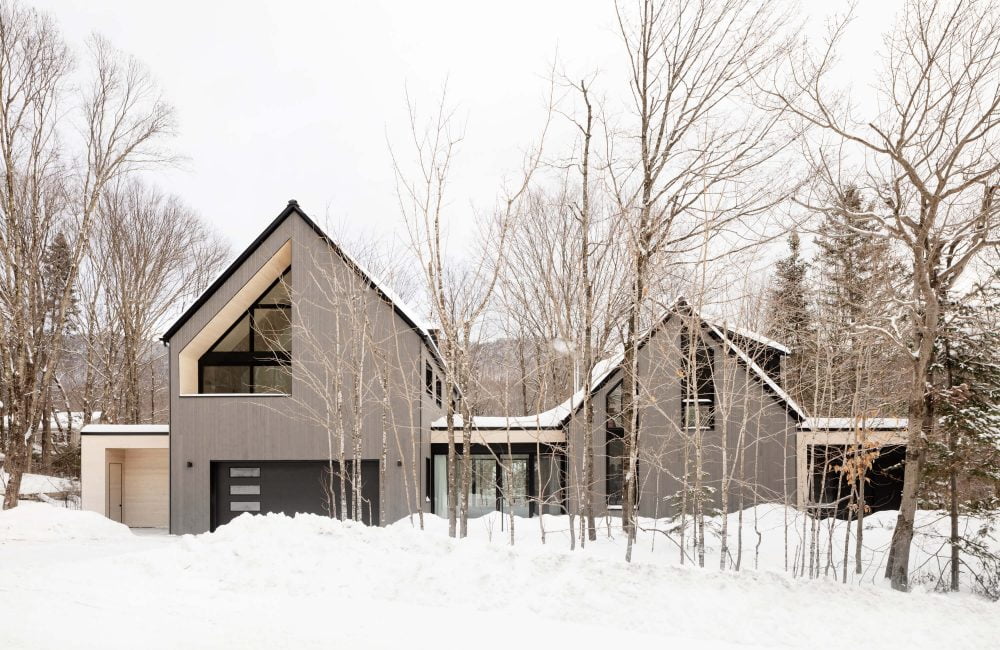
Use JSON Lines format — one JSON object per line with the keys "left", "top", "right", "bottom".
{"left": 1, "top": 503, "right": 997, "bottom": 649}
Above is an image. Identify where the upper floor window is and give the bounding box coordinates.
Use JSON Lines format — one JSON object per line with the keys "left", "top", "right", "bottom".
{"left": 199, "top": 268, "right": 291, "bottom": 394}
{"left": 681, "top": 330, "right": 714, "bottom": 430}
{"left": 425, "top": 361, "right": 444, "bottom": 407}
{"left": 606, "top": 380, "right": 623, "bottom": 429}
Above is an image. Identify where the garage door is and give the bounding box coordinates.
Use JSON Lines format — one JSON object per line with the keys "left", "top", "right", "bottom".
{"left": 211, "top": 460, "right": 379, "bottom": 531}
{"left": 123, "top": 448, "right": 169, "bottom": 528}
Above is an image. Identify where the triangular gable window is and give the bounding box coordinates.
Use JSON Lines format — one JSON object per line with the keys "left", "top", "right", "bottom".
{"left": 199, "top": 267, "right": 292, "bottom": 394}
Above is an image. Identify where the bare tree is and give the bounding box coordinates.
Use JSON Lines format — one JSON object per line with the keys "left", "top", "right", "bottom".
{"left": 392, "top": 88, "right": 550, "bottom": 537}
{"left": 90, "top": 179, "right": 228, "bottom": 423}
{"left": 610, "top": 0, "right": 795, "bottom": 561}
{"left": 769, "top": 0, "right": 1000, "bottom": 590}
{"left": 0, "top": 4, "right": 174, "bottom": 508}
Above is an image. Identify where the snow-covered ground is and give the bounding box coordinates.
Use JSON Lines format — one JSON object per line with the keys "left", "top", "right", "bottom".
{"left": 1, "top": 502, "right": 997, "bottom": 649}
{"left": 0, "top": 470, "right": 76, "bottom": 497}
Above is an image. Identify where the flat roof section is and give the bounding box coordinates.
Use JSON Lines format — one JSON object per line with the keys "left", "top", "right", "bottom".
{"left": 81, "top": 424, "right": 169, "bottom": 435}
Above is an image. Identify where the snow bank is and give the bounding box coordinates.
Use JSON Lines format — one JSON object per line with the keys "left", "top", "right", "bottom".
{"left": 2, "top": 507, "right": 997, "bottom": 649}
{"left": 0, "top": 501, "right": 131, "bottom": 541}
{"left": 402, "top": 504, "right": 1000, "bottom": 599}
{"left": 171, "top": 512, "right": 997, "bottom": 648}
{"left": 1, "top": 470, "right": 76, "bottom": 495}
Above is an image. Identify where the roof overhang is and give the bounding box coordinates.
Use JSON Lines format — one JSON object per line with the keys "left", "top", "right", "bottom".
{"left": 429, "top": 428, "right": 566, "bottom": 445}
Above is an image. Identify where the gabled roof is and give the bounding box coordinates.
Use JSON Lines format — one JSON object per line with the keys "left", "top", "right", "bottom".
{"left": 703, "top": 319, "right": 791, "bottom": 355}
{"left": 706, "top": 322, "right": 805, "bottom": 420}
{"left": 432, "top": 300, "right": 803, "bottom": 430}
{"left": 161, "top": 201, "right": 445, "bottom": 368}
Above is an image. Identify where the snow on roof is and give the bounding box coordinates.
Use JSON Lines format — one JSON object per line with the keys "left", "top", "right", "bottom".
{"left": 332, "top": 233, "right": 434, "bottom": 338}
{"left": 799, "top": 417, "right": 908, "bottom": 431}
{"left": 708, "top": 323, "right": 806, "bottom": 421}
{"left": 432, "top": 354, "right": 622, "bottom": 430}
{"left": 434, "top": 306, "right": 803, "bottom": 430}
{"left": 704, "top": 319, "right": 791, "bottom": 355}
{"left": 81, "top": 424, "right": 169, "bottom": 435}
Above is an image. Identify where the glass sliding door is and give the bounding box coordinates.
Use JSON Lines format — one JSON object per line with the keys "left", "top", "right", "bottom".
{"left": 468, "top": 457, "right": 498, "bottom": 517}
{"left": 432, "top": 452, "right": 536, "bottom": 518}
{"left": 499, "top": 455, "right": 530, "bottom": 518}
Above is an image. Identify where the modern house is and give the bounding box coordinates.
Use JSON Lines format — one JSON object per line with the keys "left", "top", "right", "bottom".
{"left": 431, "top": 306, "right": 805, "bottom": 520}
{"left": 79, "top": 201, "right": 907, "bottom": 532}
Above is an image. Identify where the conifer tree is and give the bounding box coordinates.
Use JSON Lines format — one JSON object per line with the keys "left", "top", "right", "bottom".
{"left": 927, "top": 276, "right": 1000, "bottom": 591}
{"left": 767, "top": 230, "right": 812, "bottom": 404}
{"left": 813, "top": 187, "right": 905, "bottom": 415}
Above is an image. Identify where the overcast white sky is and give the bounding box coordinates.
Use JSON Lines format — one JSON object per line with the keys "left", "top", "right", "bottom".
{"left": 31, "top": 0, "right": 905, "bottom": 255}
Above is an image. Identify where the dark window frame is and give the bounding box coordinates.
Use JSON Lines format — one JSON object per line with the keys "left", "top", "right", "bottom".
{"left": 199, "top": 268, "right": 292, "bottom": 394}
{"left": 606, "top": 380, "right": 623, "bottom": 429}
{"left": 605, "top": 379, "right": 640, "bottom": 508}
{"left": 680, "top": 329, "right": 715, "bottom": 430}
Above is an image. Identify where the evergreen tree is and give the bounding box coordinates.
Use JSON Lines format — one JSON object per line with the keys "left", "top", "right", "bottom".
{"left": 42, "top": 231, "right": 78, "bottom": 332}
{"left": 925, "top": 275, "right": 1000, "bottom": 591}
{"left": 767, "top": 230, "right": 812, "bottom": 404}
{"left": 812, "top": 187, "right": 906, "bottom": 415}
{"left": 927, "top": 279, "right": 1000, "bottom": 505}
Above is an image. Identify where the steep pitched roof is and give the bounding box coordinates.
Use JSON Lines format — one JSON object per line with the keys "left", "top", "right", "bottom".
{"left": 161, "top": 200, "right": 445, "bottom": 368}
{"left": 432, "top": 301, "right": 803, "bottom": 430}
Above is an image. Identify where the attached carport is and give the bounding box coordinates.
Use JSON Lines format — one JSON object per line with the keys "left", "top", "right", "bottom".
{"left": 796, "top": 418, "right": 907, "bottom": 517}
{"left": 81, "top": 424, "right": 169, "bottom": 528}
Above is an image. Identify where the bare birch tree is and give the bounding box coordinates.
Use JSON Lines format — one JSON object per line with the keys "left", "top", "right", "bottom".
{"left": 392, "top": 89, "right": 550, "bottom": 537}
{"left": 90, "top": 179, "right": 227, "bottom": 423}
{"left": 610, "top": 0, "right": 795, "bottom": 561}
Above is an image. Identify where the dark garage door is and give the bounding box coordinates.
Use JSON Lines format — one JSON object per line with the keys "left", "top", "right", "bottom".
{"left": 211, "top": 460, "right": 380, "bottom": 531}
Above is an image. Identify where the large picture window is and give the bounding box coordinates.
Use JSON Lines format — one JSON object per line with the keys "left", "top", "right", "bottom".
{"left": 681, "top": 330, "right": 715, "bottom": 430}
{"left": 199, "top": 268, "right": 291, "bottom": 394}
{"left": 605, "top": 380, "right": 636, "bottom": 508}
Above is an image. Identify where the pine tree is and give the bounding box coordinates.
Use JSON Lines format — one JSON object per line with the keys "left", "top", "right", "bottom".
{"left": 38, "top": 231, "right": 78, "bottom": 468}
{"left": 767, "top": 230, "right": 812, "bottom": 404}
{"left": 42, "top": 231, "right": 78, "bottom": 332}
{"left": 812, "top": 187, "right": 905, "bottom": 415}
{"left": 926, "top": 276, "right": 1000, "bottom": 591}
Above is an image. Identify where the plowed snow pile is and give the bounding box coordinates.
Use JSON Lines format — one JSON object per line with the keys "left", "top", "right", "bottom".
{"left": 1, "top": 504, "right": 997, "bottom": 649}
{"left": 0, "top": 501, "right": 131, "bottom": 541}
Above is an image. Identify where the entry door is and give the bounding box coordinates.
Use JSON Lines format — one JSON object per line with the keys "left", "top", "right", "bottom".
{"left": 108, "top": 462, "right": 123, "bottom": 523}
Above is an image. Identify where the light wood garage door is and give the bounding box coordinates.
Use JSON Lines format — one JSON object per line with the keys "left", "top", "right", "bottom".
{"left": 123, "top": 448, "right": 169, "bottom": 528}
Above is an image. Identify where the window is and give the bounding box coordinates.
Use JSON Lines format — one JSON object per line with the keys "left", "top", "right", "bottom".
{"left": 606, "top": 429, "right": 626, "bottom": 507}
{"left": 681, "top": 330, "right": 715, "bottom": 430}
{"left": 604, "top": 381, "right": 636, "bottom": 507}
{"left": 606, "top": 381, "right": 623, "bottom": 429}
{"left": 435, "top": 378, "right": 443, "bottom": 407}
{"left": 199, "top": 269, "right": 291, "bottom": 394}
{"left": 425, "top": 363, "right": 434, "bottom": 397}
{"left": 432, "top": 453, "right": 531, "bottom": 518}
